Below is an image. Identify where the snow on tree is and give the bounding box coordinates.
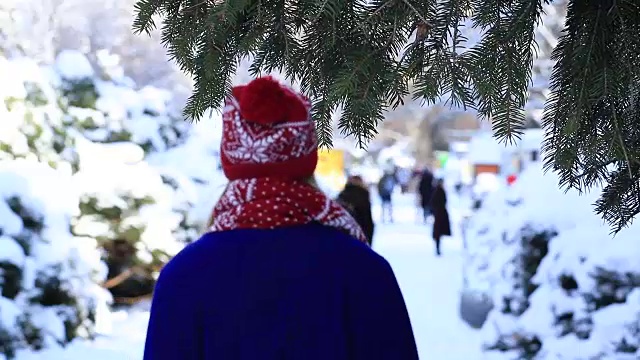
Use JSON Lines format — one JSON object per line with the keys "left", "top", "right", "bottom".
{"left": 1, "top": 0, "right": 189, "bottom": 94}
{"left": 0, "top": 49, "right": 225, "bottom": 357}
{"left": 465, "top": 164, "right": 640, "bottom": 359}
{"left": 0, "top": 161, "right": 110, "bottom": 359}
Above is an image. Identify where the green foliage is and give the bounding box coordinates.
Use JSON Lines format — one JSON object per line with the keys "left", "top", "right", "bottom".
{"left": 17, "top": 315, "right": 44, "bottom": 351}
{"left": 497, "top": 227, "right": 556, "bottom": 317}
{"left": 6, "top": 196, "right": 45, "bottom": 234}
{"left": 133, "top": 0, "right": 640, "bottom": 232}
{"left": 23, "top": 82, "right": 48, "bottom": 107}
{"left": 132, "top": 0, "right": 540, "bottom": 148}
{"left": 60, "top": 79, "right": 99, "bottom": 109}
{"left": 583, "top": 268, "right": 640, "bottom": 311}
{"left": 76, "top": 194, "right": 156, "bottom": 245}
{"left": 4, "top": 97, "right": 20, "bottom": 111}
{"left": 0, "top": 261, "right": 22, "bottom": 299}
{"left": 543, "top": 0, "right": 640, "bottom": 234}
{"left": 484, "top": 333, "right": 542, "bottom": 360}
{"left": 0, "top": 326, "right": 18, "bottom": 360}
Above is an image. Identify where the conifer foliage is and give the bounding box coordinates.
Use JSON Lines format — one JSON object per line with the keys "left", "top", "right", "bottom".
{"left": 133, "top": 0, "right": 640, "bottom": 232}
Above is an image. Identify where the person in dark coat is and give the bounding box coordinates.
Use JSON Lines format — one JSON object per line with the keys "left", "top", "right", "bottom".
{"left": 430, "top": 178, "right": 451, "bottom": 256}
{"left": 377, "top": 171, "right": 396, "bottom": 223}
{"left": 337, "top": 175, "right": 375, "bottom": 245}
{"left": 144, "top": 76, "right": 419, "bottom": 360}
{"left": 417, "top": 168, "right": 435, "bottom": 223}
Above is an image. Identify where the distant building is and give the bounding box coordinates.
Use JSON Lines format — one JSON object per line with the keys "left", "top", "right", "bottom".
{"left": 467, "top": 129, "right": 543, "bottom": 181}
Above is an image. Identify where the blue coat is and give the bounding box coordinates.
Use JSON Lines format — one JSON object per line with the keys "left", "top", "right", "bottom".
{"left": 144, "top": 223, "right": 418, "bottom": 360}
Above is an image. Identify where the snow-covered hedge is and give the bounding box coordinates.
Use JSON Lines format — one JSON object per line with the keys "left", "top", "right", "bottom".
{"left": 0, "top": 49, "right": 225, "bottom": 358}
{"left": 465, "top": 163, "right": 640, "bottom": 360}
{"left": 0, "top": 161, "right": 110, "bottom": 359}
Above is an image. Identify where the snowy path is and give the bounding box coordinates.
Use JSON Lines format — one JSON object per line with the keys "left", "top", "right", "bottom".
{"left": 372, "top": 193, "right": 483, "bottom": 359}
{"left": 18, "top": 192, "right": 482, "bottom": 360}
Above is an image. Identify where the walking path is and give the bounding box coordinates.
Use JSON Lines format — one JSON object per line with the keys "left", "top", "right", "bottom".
{"left": 373, "top": 193, "right": 482, "bottom": 359}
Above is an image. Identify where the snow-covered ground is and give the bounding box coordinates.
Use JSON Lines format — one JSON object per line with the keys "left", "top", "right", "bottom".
{"left": 15, "top": 192, "right": 482, "bottom": 360}
{"left": 15, "top": 308, "right": 150, "bottom": 360}
{"left": 373, "top": 193, "right": 482, "bottom": 359}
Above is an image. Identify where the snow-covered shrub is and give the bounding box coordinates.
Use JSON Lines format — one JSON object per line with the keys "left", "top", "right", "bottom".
{"left": 0, "top": 160, "right": 109, "bottom": 359}
{"left": 72, "top": 149, "right": 184, "bottom": 271}
{"left": 0, "top": 50, "right": 187, "bottom": 164}
{"left": 0, "top": 49, "right": 226, "bottom": 356}
{"left": 467, "top": 217, "right": 557, "bottom": 358}
{"left": 0, "top": 57, "right": 74, "bottom": 171}
{"left": 146, "top": 119, "right": 227, "bottom": 232}
{"left": 1, "top": 50, "right": 202, "bottom": 254}
{"left": 54, "top": 50, "right": 189, "bottom": 153}
{"left": 527, "top": 224, "right": 640, "bottom": 359}
{"left": 466, "top": 163, "right": 640, "bottom": 360}
{"left": 156, "top": 170, "right": 201, "bottom": 244}
{"left": 470, "top": 173, "right": 503, "bottom": 211}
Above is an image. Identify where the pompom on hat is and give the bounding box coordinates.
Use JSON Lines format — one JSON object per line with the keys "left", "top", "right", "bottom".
{"left": 220, "top": 76, "right": 318, "bottom": 180}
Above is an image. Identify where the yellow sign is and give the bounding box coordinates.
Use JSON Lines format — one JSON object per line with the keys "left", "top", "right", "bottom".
{"left": 316, "top": 149, "right": 344, "bottom": 176}
{"left": 315, "top": 149, "right": 346, "bottom": 193}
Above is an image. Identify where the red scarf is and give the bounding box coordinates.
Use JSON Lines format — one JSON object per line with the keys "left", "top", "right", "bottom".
{"left": 209, "top": 177, "right": 367, "bottom": 243}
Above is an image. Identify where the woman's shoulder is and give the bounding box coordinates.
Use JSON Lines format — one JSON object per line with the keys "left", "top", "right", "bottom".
{"left": 163, "top": 224, "right": 386, "bottom": 275}
{"left": 299, "top": 224, "right": 390, "bottom": 272}
{"left": 156, "top": 230, "right": 245, "bottom": 276}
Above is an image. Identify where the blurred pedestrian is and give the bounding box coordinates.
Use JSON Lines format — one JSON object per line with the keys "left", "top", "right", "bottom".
{"left": 430, "top": 178, "right": 451, "bottom": 256}
{"left": 417, "top": 168, "right": 435, "bottom": 224}
{"left": 337, "top": 175, "right": 375, "bottom": 245}
{"left": 377, "top": 170, "right": 397, "bottom": 223}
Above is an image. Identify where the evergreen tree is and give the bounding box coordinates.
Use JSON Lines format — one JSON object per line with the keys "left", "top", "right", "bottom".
{"left": 133, "top": 0, "right": 640, "bottom": 232}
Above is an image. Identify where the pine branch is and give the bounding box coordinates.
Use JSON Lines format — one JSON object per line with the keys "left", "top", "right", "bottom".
{"left": 132, "top": 0, "right": 640, "bottom": 232}
{"left": 543, "top": 0, "right": 640, "bottom": 232}
{"left": 132, "top": 0, "right": 161, "bottom": 35}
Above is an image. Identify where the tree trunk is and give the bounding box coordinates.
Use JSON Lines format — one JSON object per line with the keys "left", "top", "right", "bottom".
{"left": 414, "top": 106, "right": 442, "bottom": 168}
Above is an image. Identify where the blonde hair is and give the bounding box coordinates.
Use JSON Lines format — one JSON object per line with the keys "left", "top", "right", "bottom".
{"left": 203, "top": 176, "right": 320, "bottom": 232}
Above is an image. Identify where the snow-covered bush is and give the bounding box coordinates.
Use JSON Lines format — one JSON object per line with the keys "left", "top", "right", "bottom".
{"left": 146, "top": 119, "right": 228, "bottom": 234}
{"left": 0, "top": 49, "right": 225, "bottom": 357}
{"left": 527, "top": 224, "right": 640, "bottom": 359}
{"left": 0, "top": 161, "right": 110, "bottom": 359}
{"left": 470, "top": 173, "right": 503, "bottom": 210}
{"left": 466, "top": 163, "right": 640, "bottom": 359}
{"left": 54, "top": 50, "right": 190, "bottom": 152}
{"left": 71, "top": 144, "right": 187, "bottom": 265}
{"left": 466, "top": 197, "right": 558, "bottom": 358}
{"left": 1, "top": 50, "right": 195, "bottom": 250}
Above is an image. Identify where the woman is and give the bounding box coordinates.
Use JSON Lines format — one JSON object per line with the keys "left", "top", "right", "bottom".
{"left": 417, "top": 168, "right": 435, "bottom": 224}
{"left": 144, "top": 77, "right": 418, "bottom": 360}
{"left": 336, "top": 175, "right": 375, "bottom": 245}
{"left": 430, "top": 178, "right": 451, "bottom": 256}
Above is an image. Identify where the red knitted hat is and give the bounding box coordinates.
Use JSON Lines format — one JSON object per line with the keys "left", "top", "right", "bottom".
{"left": 220, "top": 76, "right": 318, "bottom": 180}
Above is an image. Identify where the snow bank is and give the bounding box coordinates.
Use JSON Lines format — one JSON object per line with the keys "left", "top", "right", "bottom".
{"left": 465, "top": 162, "right": 640, "bottom": 359}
